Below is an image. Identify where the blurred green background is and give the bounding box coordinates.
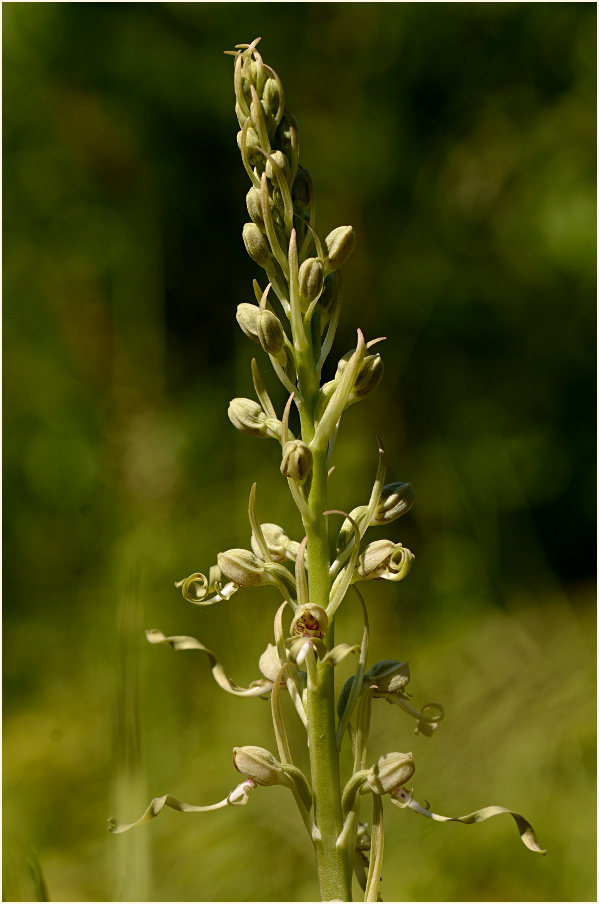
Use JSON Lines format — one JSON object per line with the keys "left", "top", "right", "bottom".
{"left": 3, "top": 3, "right": 596, "bottom": 901}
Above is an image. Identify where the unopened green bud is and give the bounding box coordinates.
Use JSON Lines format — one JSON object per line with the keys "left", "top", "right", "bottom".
{"left": 290, "top": 604, "right": 328, "bottom": 639}
{"left": 318, "top": 271, "right": 341, "bottom": 316}
{"left": 233, "top": 745, "right": 286, "bottom": 786}
{"left": 367, "top": 752, "right": 414, "bottom": 796}
{"left": 366, "top": 660, "right": 410, "bottom": 695}
{"left": 228, "top": 398, "right": 269, "bottom": 436}
{"left": 237, "top": 127, "right": 262, "bottom": 166}
{"left": 258, "top": 643, "right": 284, "bottom": 683}
{"left": 236, "top": 303, "right": 261, "bottom": 342}
{"left": 261, "top": 77, "right": 280, "bottom": 118}
{"left": 353, "top": 353, "right": 383, "bottom": 400}
{"left": 217, "top": 549, "right": 265, "bottom": 587}
{"left": 257, "top": 309, "right": 285, "bottom": 356}
{"left": 373, "top": 482, "right": 415, "bottom": 524}
{"left": 276, "top": 113, "right": 299, "bottom": 167}
{"left": 243, "top": 222, "right": 272, "bottom": 266}
{"left": 298, "top": 257, "right": 324, "bottom": 306}
{"left": 280, "top": 439, "right": 313, "bottom": 483}
{"left": 325, "top": 225, "right": 356, "bottom": 271}
{"left": 246, "top": 187, "right": 266, "bottom": 231}
{"left": 292, "top": 167, "right": 312, "bottom": 211}
{"left": 251, "top": 523, "right": 299, "bottom": 563}
{"left": 337, "top": 350, "right": 384, "bottom": 402}
{"left": 265, "top": 150, "right": 289, "bottom": 182}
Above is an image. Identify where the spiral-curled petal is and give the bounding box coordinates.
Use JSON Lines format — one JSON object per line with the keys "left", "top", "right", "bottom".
{"left": 108, "top": 781, "right": 256, "bottom": 834}
{"left": 390, "top": 789, "right": 546, "bottom": 854}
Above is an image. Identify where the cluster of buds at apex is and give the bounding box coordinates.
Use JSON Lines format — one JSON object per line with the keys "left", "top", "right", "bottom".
{"left": 228, "top": 398, "right": 281, "bottom": 439}
{"left": 324, "top": 225, "right": 356, "bottom": 272}
{"left": 357, "top": 539, "right": 415, "bottom": 582}
{"left": 280, "top": 439, "right": 313, "bottom": 484}
{"left": 236, "top": 303, "right": 286, "bottom": 357}
{"left": 367, "top": 752, "right": 415, "bottom": 796}
{"left": 233, "top": 41, "right": 284, "bottom": 140}
{"left": 251, "top": 522, "right": 300, "bottom": 563}
{"left": 373, "top": 482, "right": 415, "bottom": 524}
{"left": 290, "top": 604, "right": 328, "bottom": 639}
{"left": 233, "top": 745, "right": 287, "bottom": 787}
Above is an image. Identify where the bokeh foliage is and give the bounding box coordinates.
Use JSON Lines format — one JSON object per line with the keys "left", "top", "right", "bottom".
{"left": 3, "top": 3, "right": 595, "bottom": 901}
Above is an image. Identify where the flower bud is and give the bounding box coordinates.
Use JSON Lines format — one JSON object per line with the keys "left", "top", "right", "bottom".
{"left": 366, "top": 660, "right": 410, "bottom": 695}
{"left": 383, "top": 544, "right": 415, "bottom": 581}
{"left": 367, "top": 752, "right": 415, "bottom": 796}
{"left": 243, "top": 222, "right": 272, "bottom": 266}
{"left": 265, "top": 150, "right": 289, "bottom": 182}
{"left": 261, "top": 77, "right": 280, "bottom": 120}
{"left": 258, "top": 643, "right": 284, "bottom": 683}
{"left": 217, "top": 549, "right": 265, "bottom": 587}
{"left": 318, "top": 271, "right": 341, "bottom": 316}
{"left": 228, "top": 398, "right": 269, "bottom": 437}
{"left": 290, "top": 604, "right": 328, "bottom": 639}
{"left": 357, "top": 540, "right": 414, "bottom": 582}
{"left": 280, "top": 440, "right": 313, "bottom": 484}
{"left": 325, "top": 225, "right": 356, "bottom": 271}
{"left": 276, "top": 113, "right": 299, "bottom": 168}
{"left": 246, "top": 187, "right": 266, "bottom": 231}
{"left": 373, "top": 482, "right": 415, "bottom": 524}
{"left": 236, "top": 303, "right": 261, "bottom": 342}
{"left": 237, "top": 127, "right": 262, "bottom": 166}
{"left": 251, "top": 523, "right": 299, "bottom": 563}
{"left": 292, "top": 167, "right": 313, "bottom": 212}
{"left": 357, "top": 539, "right": 396, "bottom": 578}
{"left": 257, "top": 309, "right": 286, "bottom": 356}
{"left": 233, "top": 745, "right": 286, "bottom": 786}
{"left": 298, "top": 257, "right": 324, "bottom": 307}
{"left": 337, "top": 350, "right": 383, "bottom": 402}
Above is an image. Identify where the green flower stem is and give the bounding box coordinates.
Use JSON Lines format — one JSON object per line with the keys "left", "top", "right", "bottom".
{"left": 296, "top": 342, "right": 352, "bottom": 900}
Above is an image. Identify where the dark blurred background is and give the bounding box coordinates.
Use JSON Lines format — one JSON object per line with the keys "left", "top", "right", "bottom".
{"left": 3, "top": 3, "right": 596, "bottom": 901}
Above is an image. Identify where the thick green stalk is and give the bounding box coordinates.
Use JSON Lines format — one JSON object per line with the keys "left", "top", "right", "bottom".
{"left": 297, "top": 344, "right": 352, "bottom": 901}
